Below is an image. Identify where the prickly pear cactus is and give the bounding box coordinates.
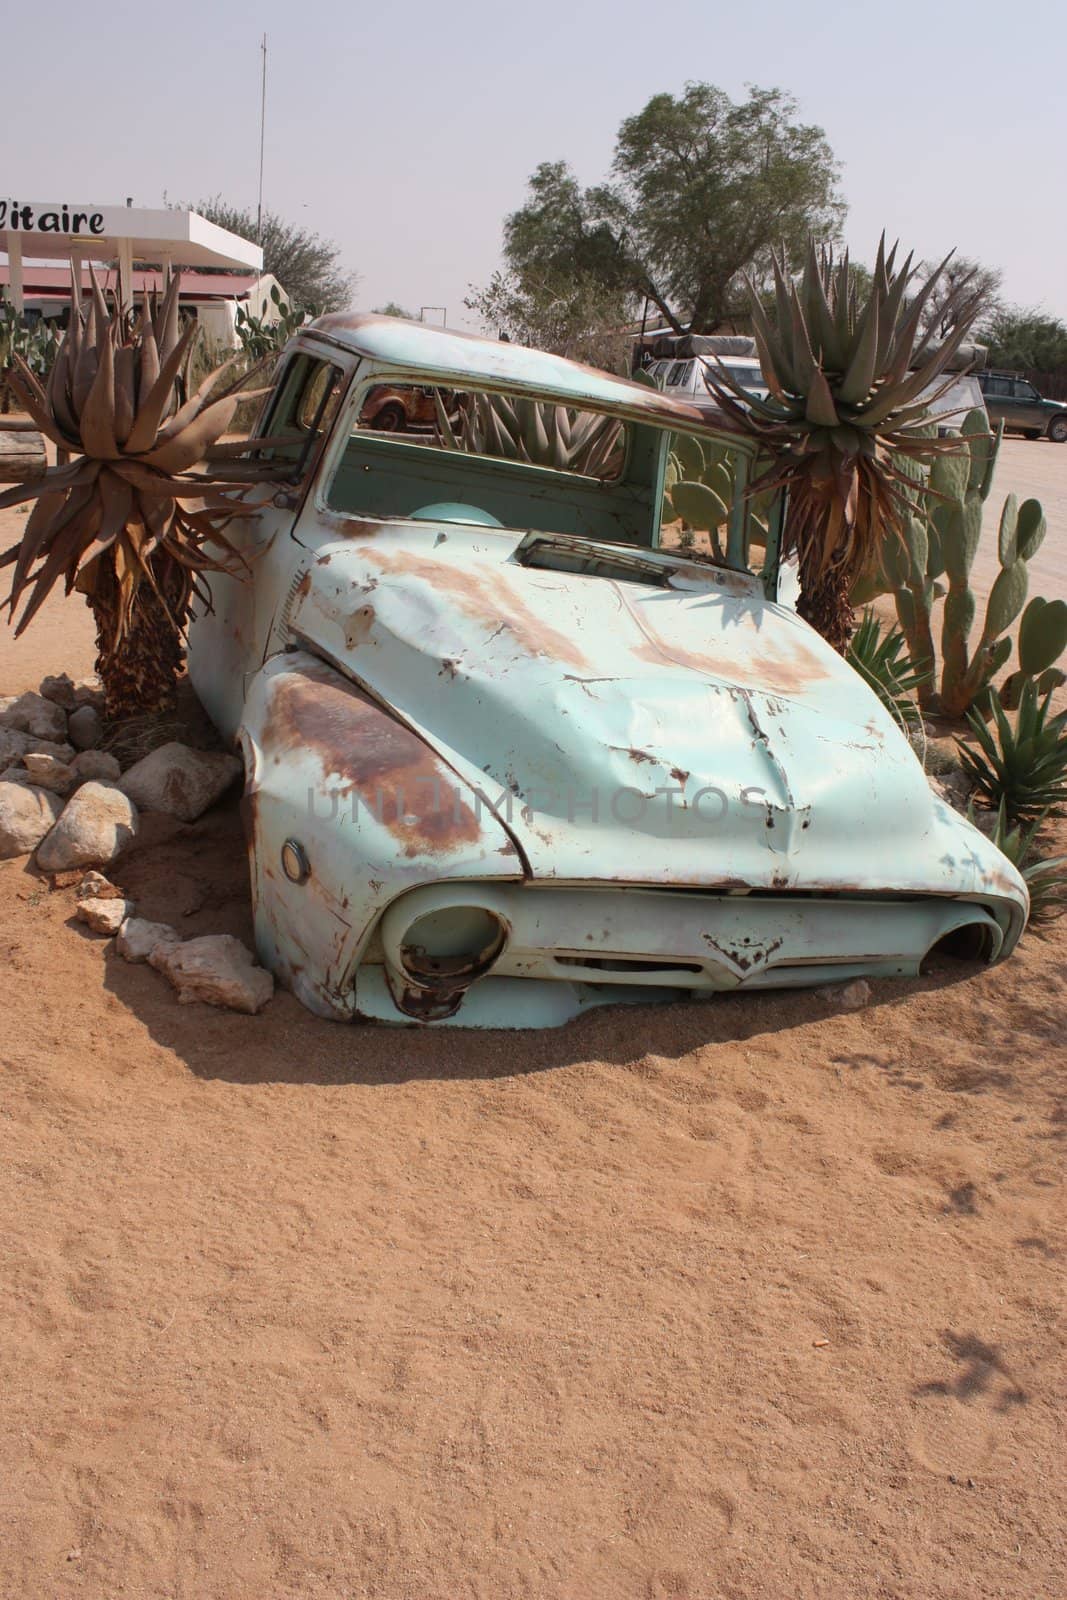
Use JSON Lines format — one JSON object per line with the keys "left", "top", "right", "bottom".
{"left": 999, "top": 596, "right": 1067, "bottom": 709}
{"left": 939, "top": 490, "right": 1045, "bottom": 717}
{"left": 664, "top": 434, "right": 731, "bottom": 562}
{"left": 663, "top": 435, "right": 776, "bottom": 568}
{"left": 849, "top": 406, "right": 1066, "bottom": 718}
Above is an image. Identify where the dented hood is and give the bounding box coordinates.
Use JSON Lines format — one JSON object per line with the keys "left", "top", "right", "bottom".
{"left": 286, "top": 524, "right": 1026, "bottom": 914}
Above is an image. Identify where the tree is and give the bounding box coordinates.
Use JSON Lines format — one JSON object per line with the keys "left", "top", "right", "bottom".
{"left": 488, "top": 84, "right": 844, "bottom": 337}
{"left": 372, "top": 302, "right": 417, "bottom": 319}
{"left": 464, "top": 269, "right": 633, "bottom": 372}
{"left": 918, "top": 255, "right": 1002, "bottom": 340}
{"left": 194, "top": 197, "right": 356, "bottom": 313}
{"left": 982, "top": 306, "right": 1067, "bottom": 372}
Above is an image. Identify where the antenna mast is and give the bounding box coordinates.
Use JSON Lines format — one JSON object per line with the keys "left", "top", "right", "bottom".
{"left": 256, "top": 33, "right": 268, "bottom": 243}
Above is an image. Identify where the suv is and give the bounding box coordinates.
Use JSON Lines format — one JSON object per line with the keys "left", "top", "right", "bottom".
{"left": 977, "top": 372, "right": 1067, "bottom": 441}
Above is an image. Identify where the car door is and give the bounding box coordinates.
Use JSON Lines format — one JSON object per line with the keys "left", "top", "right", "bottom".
{"left": 981, "top": 375, "right": 1012, "bottom": 429}
{"left": 187, "top": 347, "right": 352, "bottom": 741}
{"left": 1009, "top": 378, "right": 1045, "bottom": 434}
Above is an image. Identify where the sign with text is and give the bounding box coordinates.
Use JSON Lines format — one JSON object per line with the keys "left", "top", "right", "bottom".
{"left": 0, "top": 200, "right": 108, "bottom": 237}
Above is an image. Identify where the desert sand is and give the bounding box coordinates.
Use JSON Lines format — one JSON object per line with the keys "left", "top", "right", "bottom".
{"left": 0, "top": 439, "right": 1064, "bottom": 1598}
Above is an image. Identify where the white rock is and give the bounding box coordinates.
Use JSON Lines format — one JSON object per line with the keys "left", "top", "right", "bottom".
{"left": 0, "top": 781, "right": 64, "bottom": 857}
{"left": 22, "top": 752, "right": 76, "bottom": 795}
{"left": 816, "top": 978, "right": 871, "bottom": 1012}
{"left": 117, "top": 917, "right": 181, "bottom": 964}
{"left": 75, "top": 870, "right": 125, "bottom": 902}
{"left": 35, "top": 781, "right": 138, "bottom": 872}
{"left": 151, "top": 934, "right": 273, "bottom": 1014}
{"left": 76, "top": 896, "right": 133, "bottom": 935}
{"left": 118, "top": 741, "right": 242, "bottom": 823}
{"left": 39, "top": 673, "right": 78, "bottom": 711}
{"left": 67, "top": 705, "right": 104, "bottom": 751}
{"left": 0, "top": 691, "right": 68, "bottom": 743}
{"left": 70, "top": 749, "right": 121, "bottom": 785}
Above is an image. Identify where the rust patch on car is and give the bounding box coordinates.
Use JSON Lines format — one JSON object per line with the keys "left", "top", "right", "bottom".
{"left": 345, "top": 604, "right": 376, "bottom": 647}
{"left": 632, "top": 619, "right": 831, "bottom": 696}
{"left": 353, "top": 544, "right": 589, "bottom": 669}
{"left": 265, "top": 660, "right": 482, "bottom": 858}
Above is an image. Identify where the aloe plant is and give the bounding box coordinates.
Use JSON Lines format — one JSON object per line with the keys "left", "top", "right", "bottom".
{"left": 705, "top": 237, "right": 987, "bottom": 651}
{"left": 846, "top": 609, "right": 930, "bottom": 729}
{"left": 957, "top": 680, "right": 1067, "bottom": 823}
{"left": 435, "top": 389, "right": 624, "bottom": 478}
{"left": 982, "top": 801, "right": 1067, "bottom": 927}
{"left": 0, "top": 266, "right": 287, "bottom": 715}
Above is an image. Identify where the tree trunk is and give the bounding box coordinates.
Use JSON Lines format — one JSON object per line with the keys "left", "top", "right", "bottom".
{"left": 797, "top": 554, "right": 855, "bottom": 655}
{"left": 89, "top": 556, "right": 187, "bottom": 719}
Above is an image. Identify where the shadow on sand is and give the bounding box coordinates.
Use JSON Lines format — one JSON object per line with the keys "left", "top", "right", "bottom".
{"left": 91, "top": 791, "right": 998, "bottom": 1090}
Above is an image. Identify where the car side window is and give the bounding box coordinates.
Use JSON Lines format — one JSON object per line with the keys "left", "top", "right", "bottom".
{"left": 985, "top": 377, "right": 1011, "bottom": 397}
{"left": 1014, "top": 381, "right": 1039, "bottom": 401}
{"left": 256, "top": 354, "right": 346, "bottom": 475}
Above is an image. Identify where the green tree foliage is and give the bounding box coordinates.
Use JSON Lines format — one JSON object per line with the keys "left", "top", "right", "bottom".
{"left": 193, "top": 196, "right": 356, "bottom": 313}
{"left": 372, "top": 302, "right": 417, "bottom": 319}
{"left": 464, "top": 268, "right": 633, "bottom": 372}
{"left": 982, "top": 306, "right": 1067, "bottom": 372}
{"left": 485, "top": 84, "right": 844, "bottom": 337}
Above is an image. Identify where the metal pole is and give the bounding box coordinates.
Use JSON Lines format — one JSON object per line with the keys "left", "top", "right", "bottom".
{"left": 257, "top": 33, "right": 268, "bottom": 244}
{"left": 7, "top": 234, "right": 23, "bottom": 314}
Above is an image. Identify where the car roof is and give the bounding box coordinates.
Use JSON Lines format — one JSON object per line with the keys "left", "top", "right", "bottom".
{"left": 306, "top": 312, "right": 749, "bottom": 440}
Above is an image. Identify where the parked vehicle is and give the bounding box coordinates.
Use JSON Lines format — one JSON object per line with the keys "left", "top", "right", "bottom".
{"left": 977, "top": 371, "right": 1067, "bottom": 441}
{"left": 188, "top": 316, "right": 1027, "bottom": 1028}
{"left": 358, "top": 381, "right": 453, "bottom": 432}
{"left": 645, "top": 350, "right": 769, "bottom": 412}
{"left": 644, "top": 333, "right": 987, "bottom": 435}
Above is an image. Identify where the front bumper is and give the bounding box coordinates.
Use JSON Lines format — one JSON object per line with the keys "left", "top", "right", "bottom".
{"left": 346, "top": 881, "right": 1018, "bottom": 1028}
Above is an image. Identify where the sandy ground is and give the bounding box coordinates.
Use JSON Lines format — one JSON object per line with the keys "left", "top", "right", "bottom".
{"left": 0, "top": 437, "right": 1065, "bottom": 1598}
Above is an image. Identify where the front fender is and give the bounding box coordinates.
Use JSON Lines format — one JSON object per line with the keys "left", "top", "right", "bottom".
{"left": 239, "top": 649, "right": 523, "bottom": 1018}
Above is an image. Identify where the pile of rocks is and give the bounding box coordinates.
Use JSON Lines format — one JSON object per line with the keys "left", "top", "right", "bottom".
{"left": 0, "top": 673, "right": 272, "bottom": 1015}
{"left": 70, "top": 868, "right": 273, "bottom": 1014}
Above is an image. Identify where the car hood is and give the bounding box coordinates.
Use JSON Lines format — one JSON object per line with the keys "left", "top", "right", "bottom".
{"left": 287, "top": 523, "right": 1026, "bottom": 918}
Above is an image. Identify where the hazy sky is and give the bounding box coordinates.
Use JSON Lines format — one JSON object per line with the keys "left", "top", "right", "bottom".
{"left": 3, "top": 0, "right": 1064, "bottom": 328}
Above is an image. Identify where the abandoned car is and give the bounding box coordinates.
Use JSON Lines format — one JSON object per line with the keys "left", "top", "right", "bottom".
{"left": 187, "top": 315, "right": 1028, "bottom": 1028}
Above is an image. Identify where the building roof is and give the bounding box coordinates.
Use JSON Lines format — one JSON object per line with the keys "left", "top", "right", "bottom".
{"left": 310, "top": 313, "right": 742, "bottom": 436}
{"left": 0, "top": 205, "right": 262, "bottom": 272}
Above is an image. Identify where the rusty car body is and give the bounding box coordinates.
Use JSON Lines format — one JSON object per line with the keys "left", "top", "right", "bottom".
{"left": 187, "top": 314, "right": 1028, "bottom": 1027}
